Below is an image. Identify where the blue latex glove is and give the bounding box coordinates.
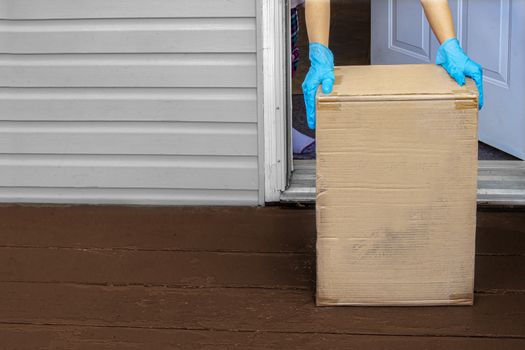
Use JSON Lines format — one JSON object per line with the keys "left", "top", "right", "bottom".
{"left": 436, "top": 37, "right": 484, "bottom": 109}
{"left": 302, "top": 42, "right": 335, "bottom": 129}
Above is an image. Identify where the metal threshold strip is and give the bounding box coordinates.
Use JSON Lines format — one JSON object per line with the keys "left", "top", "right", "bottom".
{"left": 281, "top": 160, "right": 525, "bottom": 207}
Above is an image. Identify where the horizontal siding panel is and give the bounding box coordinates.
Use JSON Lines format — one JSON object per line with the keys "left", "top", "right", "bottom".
{"left": 0, "top": 0, "right": 256, "bottom": 19}
{"left": 0, "top": 187, "right": 258, "bottom": 205}
{"left": 0, "top": 121, "right": 257, "bottom": 156}
{"left": 0, "top": 18, "right": 256, "bottom": 54}
{"left": 0, "top": 88, "right": 257, "bottom": 122}
{"left": 0, "top": 1, "right": 261, "bottom": 206}
{"left": 0, "top": 155, "right": 258, "bottom": 190}
{"left": 0, "top": 54, "right": 256, "bottom": 87}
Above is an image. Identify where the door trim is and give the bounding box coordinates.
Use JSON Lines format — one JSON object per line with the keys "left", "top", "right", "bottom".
{"left": 260, "top": 0, "right": 288, "bottom": 202}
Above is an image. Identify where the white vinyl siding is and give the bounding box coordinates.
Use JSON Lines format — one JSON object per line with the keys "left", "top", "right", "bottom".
{"left": 0, "top": 0, "right": 256, "bottom": 19}
{"left": 0, "top": 18, "right": 256, "bottom": 53}
{"left": 0, "top": 0, "right": 260, "bottom": 205}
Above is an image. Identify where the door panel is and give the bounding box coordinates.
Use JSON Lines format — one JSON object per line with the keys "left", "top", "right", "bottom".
{"left": 390, "top": 0, "right": 431, "bottom": 61}
{"left": 372, "top": 0, "right": 431, "bottom": 64}
{"left": 465, "top": 0, "right": 510, "bottom": 87}
{"left": 372, "top": 0, "right": 525, "bottom": 159}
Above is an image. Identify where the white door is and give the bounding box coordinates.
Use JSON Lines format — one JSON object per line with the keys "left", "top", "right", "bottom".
{"left": 371, "top": 0, "right": 525, "bottom": 159}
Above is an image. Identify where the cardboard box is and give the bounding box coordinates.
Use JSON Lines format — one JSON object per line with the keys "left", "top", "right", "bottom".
{"left": 316, "top": 64, "right": 479, "bottom": 306}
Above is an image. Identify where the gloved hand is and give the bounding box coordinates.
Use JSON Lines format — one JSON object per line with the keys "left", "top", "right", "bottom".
{"left": 302, "top": 42, "right": 335, "bottom": 129}
{"left": 436, "top": 37, "right": 484, "bottom": 109}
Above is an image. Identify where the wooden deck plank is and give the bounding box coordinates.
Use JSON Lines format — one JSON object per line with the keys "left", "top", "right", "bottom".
{"left": 2, "top": 324, "right": 525, "bottom": 350}
{"left": 475, "top": 256, "right": 525, "bottom": 292}
{"left": 0, "top": 205, "right": 316, "bottom": 253}
{"left": 476, "top": 211, "right": 525, "bottom": 255}
{"left": 1, "top": 282, "right": 524, "bottom": 338}
{"left": 1, "top": 205, "right": 523, "bottom": 345}
{"left": 1, "top": 206, "right": 523, "bottom": 256}
{"left": 0, "top": 248, "right": 523, "bottom": 292}
{"left": 0, "top": 248, "right": 314, "bottom": 290}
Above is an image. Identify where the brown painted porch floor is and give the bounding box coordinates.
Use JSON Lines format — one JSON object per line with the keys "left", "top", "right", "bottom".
{"left": 1, "top": 205, "right": 525, "bottom": 349}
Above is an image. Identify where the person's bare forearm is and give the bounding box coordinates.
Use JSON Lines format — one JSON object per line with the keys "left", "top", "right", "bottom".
{"left": 305, "top": 0, "right": 330, "bottom": 46}
{"left": 420, "top": 0, "right": 455, "bottom": 43}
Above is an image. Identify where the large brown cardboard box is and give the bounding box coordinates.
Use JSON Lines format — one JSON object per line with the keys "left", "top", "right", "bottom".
{"left": 316, "top": 64, "right": 479, "bottom": 306}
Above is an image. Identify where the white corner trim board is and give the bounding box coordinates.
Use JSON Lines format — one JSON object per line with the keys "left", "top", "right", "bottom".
{"left": 260, "top": 0, "right": 288, "bottom": 202}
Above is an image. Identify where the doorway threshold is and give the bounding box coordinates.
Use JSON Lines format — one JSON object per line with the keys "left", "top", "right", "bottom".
{"left": 281, "top": 160, "right": 525, "bottom": 207}
{"left": 280, "top": 160, "right": 315, "bottom": 203}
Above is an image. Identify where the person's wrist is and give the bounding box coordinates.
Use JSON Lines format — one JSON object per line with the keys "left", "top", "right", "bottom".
{"left": 440, "top": 37, "right": 460, "bottom": 49}
{"left": 438, "top": 32, "right": 456, "bottom": 44}
{"left": 309, "top": 42, "right": 330, "bottom": 50}
{"left": 309, "top": 38, "right": 329, "bottom": 46}
{"left": 308, "top": 42, "right": 334, "bottom": 64}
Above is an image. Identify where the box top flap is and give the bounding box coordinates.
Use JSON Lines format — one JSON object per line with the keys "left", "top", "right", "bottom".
{"left": 317, "top": 64, "right": 478, "bottom": 103}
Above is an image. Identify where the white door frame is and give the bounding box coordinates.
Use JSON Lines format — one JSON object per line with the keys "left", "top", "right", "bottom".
{"left": 260, "top": 0, "right": 288, "bottom": 202}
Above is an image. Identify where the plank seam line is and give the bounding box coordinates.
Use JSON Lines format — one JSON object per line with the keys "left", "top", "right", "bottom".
{"left": 0, "top": 245, "right": 522, "bottom": 257}
{"left": 0, "top": 280, "right": 312, "bottom": 291}
{"left": 0, "top": 245, "right": 312, "bottom": 255}
{"left": 1, "top": 281, "right": 523, "bottom": 295}
{"left": 0, "top": 321, "right": 524, "bottom": 340}
{"left": 475, "top": 290, "right": 525, "bottom": 296}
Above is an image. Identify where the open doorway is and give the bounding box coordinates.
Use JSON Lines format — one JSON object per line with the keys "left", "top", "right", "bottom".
{"left": 282, "top": 0, "right": 372, "bottom": 201}
{"left": 282, "top": 0, "right": 522, "bottom": 204}
{"left": 290, "top": 0, "right": 371, "bottom": 160}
